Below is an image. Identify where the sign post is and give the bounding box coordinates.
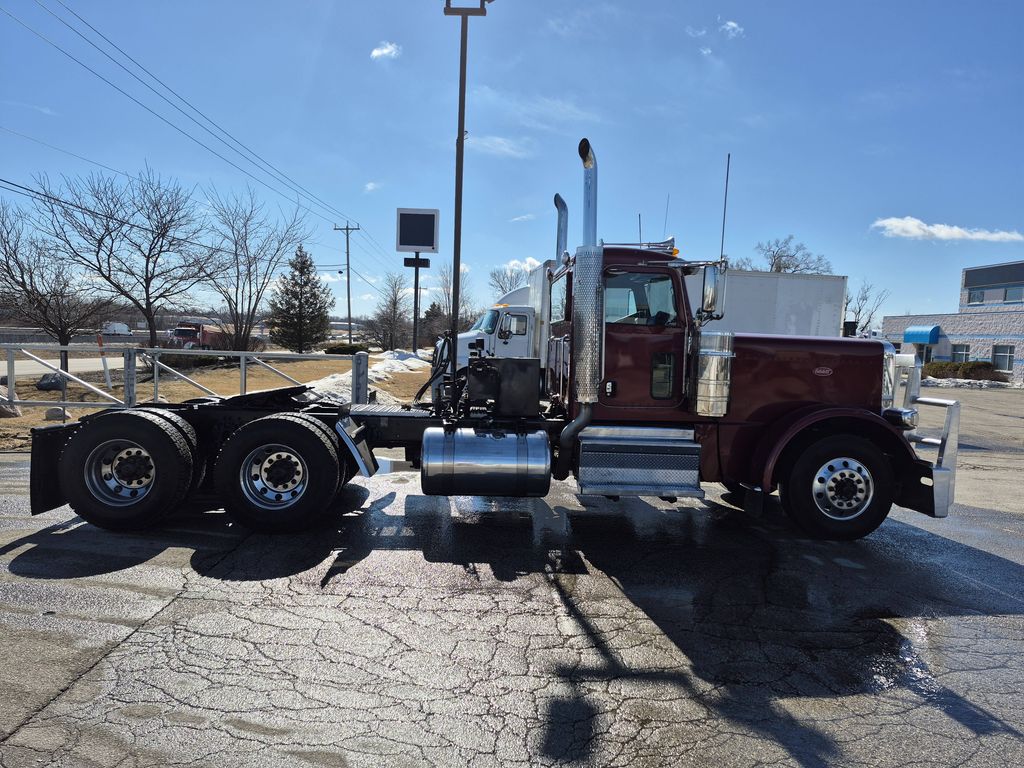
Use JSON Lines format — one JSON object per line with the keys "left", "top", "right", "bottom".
{"left": 397, "top": 209, "right": 439, "bottom": 354}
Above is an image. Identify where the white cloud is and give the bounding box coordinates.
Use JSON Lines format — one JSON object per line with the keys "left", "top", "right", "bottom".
{"left": 363, "top": 181, "right": 380, "bottom": 193}
{"left": 370, "top": 41, "right": 401, "bottom": 60}
{"left": 320, "top": 272, "right": 345, "bottom": 283}
{"left": 460, "top": 263, "right": 471, "bottom": 274}
{"left": 699, "top": 47, "right": 713, "bottom": 57}
{"left": 465, "top": 135, "right": 533, "bottom": 159}
{"left": 1, "top": 100, "right": 57, "bottom": 116}
{"left": 719, "top": 20, "right": 744, "bottom": 39}
{"left": 685, "top": 26, "right": 706, "bottom": 38}
{"left": 509, "top": 213, "right": 535, "bottom": 223}
{"left": 507, "top": 257, "right": 541, "bottom": 272}
{"left": 359, "top": 293, "right": 374, "bottom": 301}
{"left": 871, "top": 216, "right": 1024, "bottom": 243}
{"left": 475, "top": 86, "right": 599, "bottom": 132}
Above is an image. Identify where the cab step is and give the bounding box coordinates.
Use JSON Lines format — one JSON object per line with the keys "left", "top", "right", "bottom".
{"left": 576, "top": 426, "right": 704, "bottom": 498}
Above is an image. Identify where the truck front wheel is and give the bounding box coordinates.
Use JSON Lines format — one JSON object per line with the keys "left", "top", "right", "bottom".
{"left": 779, "top": 434, "right": 894, "bottom": 540}
{"left": 214, "top": 414, "right": 341, "bottom": 533}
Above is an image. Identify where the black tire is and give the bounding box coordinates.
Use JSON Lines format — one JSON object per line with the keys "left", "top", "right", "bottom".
{"left": 214, "top": 413, "right": 341, "bottom": 533}
{"left": 288, "top": 413, "right": 356, "bottom": 484}
{"left": 137, "top": 407, "right": 206, "bottom": 492}
{"left": 60, "top": 410, "right": 194, "bottom": 531}
{"left": 779, "top": 433, "right": 894, "bottom": 540}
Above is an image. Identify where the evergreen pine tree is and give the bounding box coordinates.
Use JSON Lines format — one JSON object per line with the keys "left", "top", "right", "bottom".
{"left": 267, "top": 245, "right": 334, "bottom": 352}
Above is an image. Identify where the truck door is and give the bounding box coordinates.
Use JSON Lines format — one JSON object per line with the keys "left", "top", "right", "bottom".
{"left": 497, "top": 309, "right": 533, "bottom": 358}
{"left": 599, "top": 269, "right": 687, "bottom": 411}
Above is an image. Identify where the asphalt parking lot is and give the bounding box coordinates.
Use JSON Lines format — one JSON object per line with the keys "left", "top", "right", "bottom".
{"left": 1, "top": 387, "right": 1022, "bottom": 767}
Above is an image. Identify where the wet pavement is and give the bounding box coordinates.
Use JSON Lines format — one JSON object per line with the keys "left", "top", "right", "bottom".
{"left": 0, "top": 388, "right": 1022, "bottom": 767}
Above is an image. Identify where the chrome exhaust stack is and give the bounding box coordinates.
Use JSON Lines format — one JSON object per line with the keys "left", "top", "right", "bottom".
{"left": 572, "top": 138, "right": 602, "bottom": 405}
{"left": 555, "top": 138, "right": 603, "bottom": 479}
{"left": 554, "top": 193, "right": 568, "bottom": 262}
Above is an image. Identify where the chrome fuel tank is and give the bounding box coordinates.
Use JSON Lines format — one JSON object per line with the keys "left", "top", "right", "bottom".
{"left": 420, "top": 428, "right": 551, "bottom": 497}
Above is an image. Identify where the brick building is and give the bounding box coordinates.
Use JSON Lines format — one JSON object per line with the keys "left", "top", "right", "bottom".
{"left": 882, "top": 260, "right": 1024, "bottom": 384}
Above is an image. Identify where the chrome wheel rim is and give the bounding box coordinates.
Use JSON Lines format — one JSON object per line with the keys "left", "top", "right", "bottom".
{"left": 812, "top": 456, "right": 874, "bottom": 521}
{"left": 84, "top": 440, "right": 155, "bottom": 507}
{"left": 239, "top": 444, "right": 308, "bottom": 510}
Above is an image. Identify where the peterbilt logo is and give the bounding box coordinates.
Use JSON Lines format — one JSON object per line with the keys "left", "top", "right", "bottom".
{"left": 813, "top": 366, "right": 834, "bottom": 377}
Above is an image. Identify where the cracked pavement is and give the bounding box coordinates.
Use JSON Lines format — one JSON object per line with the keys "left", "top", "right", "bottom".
{"left": 1, "top": 388, "right": 1023, "bottom": 767}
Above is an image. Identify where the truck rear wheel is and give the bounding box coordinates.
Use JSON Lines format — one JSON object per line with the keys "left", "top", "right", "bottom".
{"left": 779, "top": 434, "right": 894, "bottom": 540}
{"left": 214, "top": 414, "right": 341, "bottom": 533}
{"left": 60, "top": 410, "right": 194, "bottom": 531}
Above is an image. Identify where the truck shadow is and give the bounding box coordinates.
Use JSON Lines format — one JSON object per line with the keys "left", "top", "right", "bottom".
{"left": 305, "top": 491, "right": 1024, "bottom": 766}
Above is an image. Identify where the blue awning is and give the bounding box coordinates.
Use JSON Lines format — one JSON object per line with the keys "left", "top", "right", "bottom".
{"left": 904, "top": 325, "right": 941, "bottom": 344}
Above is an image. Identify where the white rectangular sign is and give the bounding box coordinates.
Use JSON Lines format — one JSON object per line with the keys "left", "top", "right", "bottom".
{"left": 396, "top": 208, "right": 440, "bottom": 253}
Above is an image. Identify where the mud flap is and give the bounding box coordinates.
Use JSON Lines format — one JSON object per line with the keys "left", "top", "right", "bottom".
{"left": 335, "top": 417, "right": 378, "bottom": 478}
{"left": 896, "top": 459, "right": 941, "bottom": 517}
{"left": 29, "top": 423, "right": 77, "bottom": 515}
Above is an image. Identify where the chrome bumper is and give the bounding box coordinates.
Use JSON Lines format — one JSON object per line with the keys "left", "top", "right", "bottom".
{"left": 906, "top": 396, "right": 960, "bottom": 518}
{"left": 894, "top": 352, "right": 960, "bottom": 518}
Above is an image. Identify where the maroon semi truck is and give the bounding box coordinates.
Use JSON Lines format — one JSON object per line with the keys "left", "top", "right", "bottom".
{"left": 29, "top": 139, "right": 959, "bottom": 540}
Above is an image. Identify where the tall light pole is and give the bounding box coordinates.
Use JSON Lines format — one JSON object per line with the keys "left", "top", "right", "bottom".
{"left": 443, "top": 0, "right": 491, "bottom": 385}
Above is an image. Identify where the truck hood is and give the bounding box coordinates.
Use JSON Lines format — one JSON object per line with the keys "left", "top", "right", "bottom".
{"left": 727, "top": 333, "right": 887, "bottom": 421}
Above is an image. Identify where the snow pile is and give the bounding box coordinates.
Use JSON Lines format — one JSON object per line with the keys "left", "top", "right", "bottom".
{"left": 922, "top": 376, "right": 1022, "bottom": 390}
{"left": 304, "top": 350, "right": 432, "bottom": 405}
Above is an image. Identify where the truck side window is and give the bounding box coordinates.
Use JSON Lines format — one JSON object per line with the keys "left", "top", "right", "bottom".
{"left": 550, "top": 275, "right": 568, "bottom": 323}
{"left": 508, "top": 314, "right": 528, "bottom": 335}
{"left": 651, "top": 352, "right": 675, "bottom": 399}
{"left": 604, "top": 272, "right": 677, "bottom": 326}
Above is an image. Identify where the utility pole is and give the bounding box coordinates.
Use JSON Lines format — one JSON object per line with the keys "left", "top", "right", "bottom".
{"left": 333, "top": 222, "right": 360, "bottom": 343}
{"left": 443, "top": 0, "right": 490, "bottom": 384}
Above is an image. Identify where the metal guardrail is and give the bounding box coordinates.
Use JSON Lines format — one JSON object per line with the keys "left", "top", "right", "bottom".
{"left": 2, "top": 344, "right": 369, "bottom": 410}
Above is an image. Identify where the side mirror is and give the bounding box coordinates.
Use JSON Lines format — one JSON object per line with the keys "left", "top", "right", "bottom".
{"left": 497, "top": 315, "right": 512, "bottom": 340}
{"left": 701, "top": 264, "right": 720, "bottom": 316}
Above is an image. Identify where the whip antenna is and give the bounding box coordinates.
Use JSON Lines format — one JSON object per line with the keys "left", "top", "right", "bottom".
{"left": 719, "top": 153, "right": 731, "bottom": 261}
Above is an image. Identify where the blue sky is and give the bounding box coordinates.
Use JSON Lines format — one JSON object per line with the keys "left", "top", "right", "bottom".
{"left": 2, "top": 0, "right": 1022, "bottom": 320}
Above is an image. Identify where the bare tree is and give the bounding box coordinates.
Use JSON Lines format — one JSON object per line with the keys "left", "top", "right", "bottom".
{"left": 205, "top": 188, "right": 306, "bottom": 350}
{"left": 845, "top": 281, "right": 891, "bottom": 336}
{"left": 366, "top": 272, "right": 411, "bottom": 351}
{"left": 0, "top": 202, "right": 113, "bottom": 355}
{"left": 35, "top": 169, "right": 213, "bottom": 347}
{"left": 432, "top": 263, "right": 476, "bottom": 332}
{"left": 732, "top": 235, "right": 832, "bottom": 274}
{"left": 488, "top": 264, "right": 527, "bottom": 298}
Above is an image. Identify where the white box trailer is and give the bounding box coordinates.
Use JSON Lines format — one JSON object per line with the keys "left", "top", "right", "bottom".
{"left": 684, "top": 270, "right": 847, "bottom": 337}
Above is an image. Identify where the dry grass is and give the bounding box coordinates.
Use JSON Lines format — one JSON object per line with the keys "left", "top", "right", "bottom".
{"left": 0, "top": 356, "right": 432, "bottom": 451}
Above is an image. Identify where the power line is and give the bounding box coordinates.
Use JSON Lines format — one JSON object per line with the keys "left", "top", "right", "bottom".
{"left": 0, "top": 124, "right": 133, "bottom": 179}
{"left": 36, "top": 0, "right": 401, "bottom": 265}
{"left": 0, "top": 4, "right": 350, "bottom": 231}
{"left": 0, "top": 175, "right": 385, "bottom": 302}
{"left": 33, "top": 0, "right": 357, "bottom": 228}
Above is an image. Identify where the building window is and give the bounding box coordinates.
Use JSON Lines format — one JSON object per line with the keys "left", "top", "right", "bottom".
{"left": 967, "top": 289, "right": 984, "bottom": 304}
{"left": 951, "top": 344, "right": 970, "bottom": 363}
{"left": 993, "top": 345, "right": 1015, "bottom": 373}
{"left": 1005, "top": 286, "right": 1024, "bottom": 303}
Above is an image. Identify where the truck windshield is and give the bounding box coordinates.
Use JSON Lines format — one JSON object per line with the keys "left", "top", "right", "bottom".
{"left": 475, "top": 309, "right": 499, "bottom": 334}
